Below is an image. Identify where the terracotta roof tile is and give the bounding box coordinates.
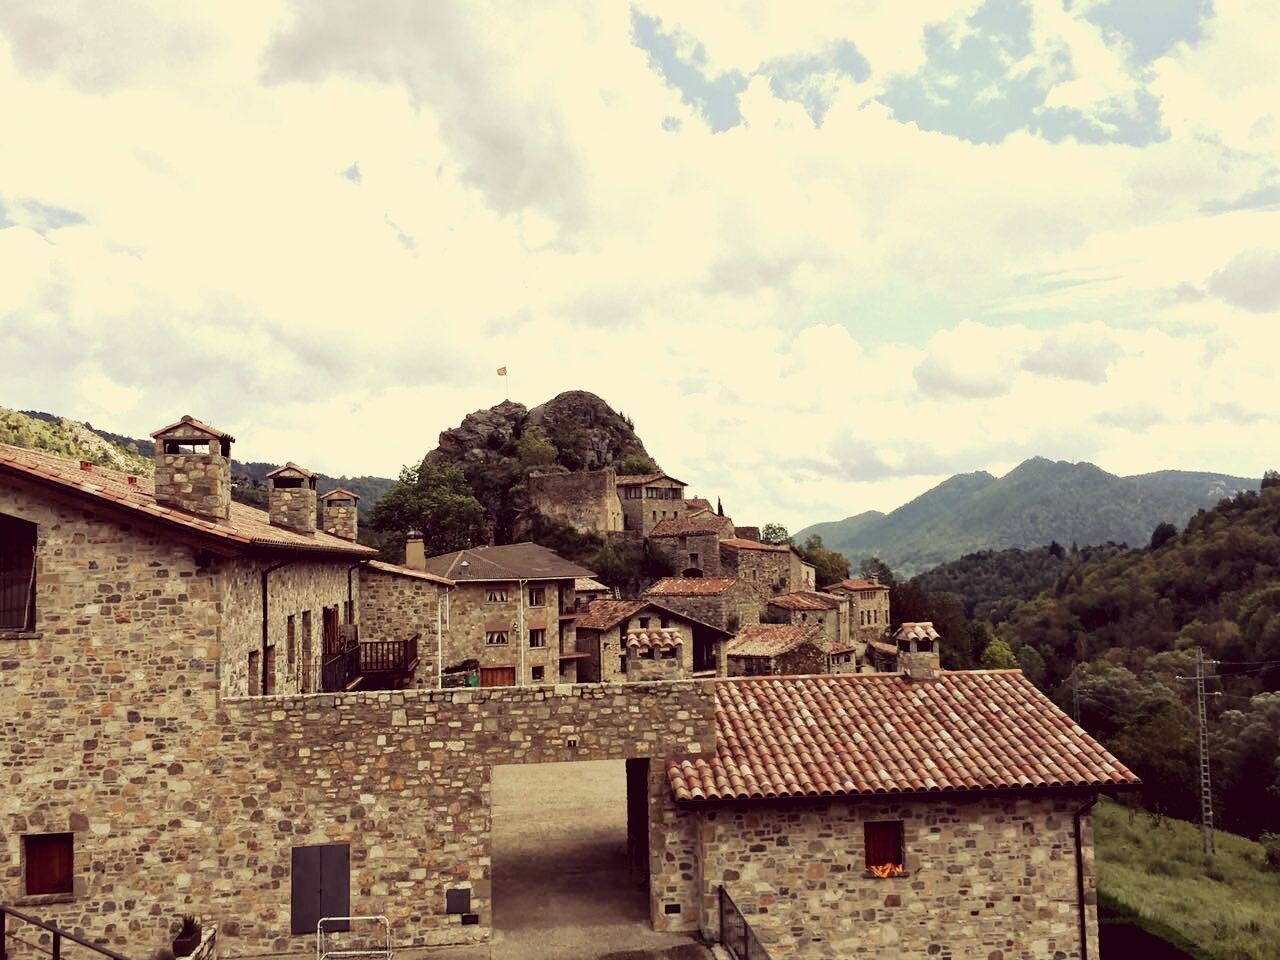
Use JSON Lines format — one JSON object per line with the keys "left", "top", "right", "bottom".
{"left": 266, "top": 461, "right": 316, "bottom": 479}
{"left": 320, "top": 488, "right": 362, "bottom": 501}
{"left": 150, "top": 414, "right": 235, "bottom": 441}
{"left": 576, "top": 599, "right": 649, "bottom": 631}
{"left": 626, "top": 628, "right": 683, "bottom": 652}
{"left": 833, "top": 578, "right": 889, "bottom": 592}
{"left": 719, "top": 538, "right": 790, "bottom": 553}
{"left": 424, "top": 542, "right": 595, "bottom": 581}
{"left": 645, "top": 577, "right": 738, "bottom": 597}
{"left": 650, "top": 514, "right": 733, "bottom": 537}
{"left": 0, "top": 442, "right": 371, "bottom": 557}
{"left": 767, "top": 591, "right": 842, "bottom": 611}
{"left": 726, "top": 624, "right": 824, "bottom": 657}
{"left": 895, "top": 622, "right": 941, "bottom": 642}
{"left": 666, "top": 672, "right": 1140, "bottom": 802}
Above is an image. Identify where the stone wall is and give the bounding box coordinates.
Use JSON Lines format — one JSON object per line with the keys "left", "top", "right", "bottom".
{"left": 358, "top": 567, "right": 446, "bottom": 687}
{"left": 693, "top": 792, "right": 1099, "bottom": 959}
{"left": 721, "top": 546, "right": 794, "bottom": 606}
{"left": 526, "top": 469, "right": 623, "bottom": 535}
{"left": 267, "top": 485, "right": 317, "bottom": 535}
{"left": 619, "top": 479, "right": 685, "bottom": 536}
{"left": 222, "top": 558, "right": 355, "bottom": 697}
{"left": 652, "top": 583, "right": 760, "bottom": 634}
{"left": 443, "top": 580, "right": 570, "bottom": 685}
{"left": 647, "top": 532, "right": 724, "bottom": 578}
{"left": 321, "top": 501, "right": 358, "bottom": 541}
{"left": 726, "top": 638, "right": 828, "bottom": 678}
{"left": 154, "top": 450, "right": 232, "bottom": 521}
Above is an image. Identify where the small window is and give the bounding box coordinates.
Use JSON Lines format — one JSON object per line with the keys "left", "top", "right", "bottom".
{"left": 528, "top": 628, "right": 546, "bottom": 648}
{"left": 531, "top": 665, "right": 545, "bottom": 682}
{"left": 287, "top": 615, "right": 296, "bottom": 669}
{"left": 273, "top": 476, "right": 305, "bottom": 489}
{"left": 0, "top": 513, "right": 38, "bottom": 631}
{"left": 864, "top": 820, "right": 904, "bottom": 871}
{"left": 24, "top": 833, "right": 73, "bottom": 896}
{"left": 918, "top": 639, "right": 933, "bottom": 652}
{"left": 660, "top": 617, "right": 669, "bottom": 629}
{"left": 639, "top": 648, "right": 655, "bottom": 660}
{"left": 485, "top": 631, "right": 509, "bottom": 645}
{"left": 639, "top": 617, "right": 650, "bottom": 628}
{"left": 248, "top": 650, "right": 261, "bottom": 696}
{"left": 659, "top": 647, "right": 678, "bottom": 660}
{"left": 689, "top": 553, "right": 699, "bottom": 567}
{"left": 486, "top": 589, "right": 509, "bottom": 603}
{"left": 619, "top": 655, "right": 628, "bottom": 674}
{"left": 164, "top": 440, "right": 209, "bottom": 455}
{"left": 528, "top": 587, "right": 546, "bottom": 607}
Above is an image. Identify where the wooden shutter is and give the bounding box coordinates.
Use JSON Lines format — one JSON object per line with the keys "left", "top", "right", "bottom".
{"left": 291, "top": 844, "right": 350, "bottom": 935}
{"left": 864, "top": 821, "right": 904, "bottom": 869}
{"left": 24, "top": 833, "right": 73, "bottom": 895}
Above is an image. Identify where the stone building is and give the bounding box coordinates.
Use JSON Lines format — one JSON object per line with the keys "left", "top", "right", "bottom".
{"left": 357, "top": 560, "right": 454, "bottom": 688}
{"left": 525, "top": 468, "right": 624, "bottom": 535}
{"left": 870, "top": 620, "right": 943, "bottom": 675}
{"left": 420, "top": 541, "right": 594, "bottom": 686}
{"left": 646, "top": 512, "right": 737, "bottom": 577}
{"left": 0, "top": 420, "right": 1139, "bottom": 960}
{"left": 616, "top": 471, "right": 688, "bottom": 536}
{"left": 764, "top": 591, "right": 860, "bottom": 672}
{"left": 665, "top": 666, "right": 1140, "bottom": 958}
{"left": 574, "top": 598, "right": 730, "bottom": 681}
{"left": 643, "top": 576, "right": 760, "bottom": 633}
{"left": 827, "top": 577, "right": 891, "bottom": 645}
{"left": 719, "top": 538, "right": 814, "bottom": 601}
{"left": 723, "top": 623, "right": 830, "bottom": 677}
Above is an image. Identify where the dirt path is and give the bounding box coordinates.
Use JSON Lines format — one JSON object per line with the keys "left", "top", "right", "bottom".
{"left": 489, "top": 759, "right": 710, "bottom": 960}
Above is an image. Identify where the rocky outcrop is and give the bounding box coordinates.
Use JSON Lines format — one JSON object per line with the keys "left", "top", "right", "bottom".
{"left": 526, "top": 390, "right": 653, "bottom": 471}
{"left": 423, "top": 400, "right": 528, "bottom": 469}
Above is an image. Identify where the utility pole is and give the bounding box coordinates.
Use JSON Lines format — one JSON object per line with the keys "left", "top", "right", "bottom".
{"left": 1179, "top": 649, "right": 1217, "bottom": 855}
{"left": 1072, "top": 662, "right": 1081, "bottom": 724}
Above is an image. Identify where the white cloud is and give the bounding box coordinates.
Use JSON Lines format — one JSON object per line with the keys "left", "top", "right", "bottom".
{"left": 0, "top": 1, "right": 1278, "bottom": 534}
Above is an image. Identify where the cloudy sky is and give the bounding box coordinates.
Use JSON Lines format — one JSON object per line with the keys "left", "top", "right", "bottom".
{"left": 1, "top": 1, "right": 1277, "bottom": 530}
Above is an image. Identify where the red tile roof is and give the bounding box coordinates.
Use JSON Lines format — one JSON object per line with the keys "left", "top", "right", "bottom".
{"left": 833, "top": 578, "right": 889, "bottom": 592}
{"left": 626, "top": 628, "right": 683, "bottom": 653}
{"left": 726, "top": 624, "right": 825, "bottom": 658}
{"left": 576, "top": 599, "right": 649, "bottom": 631}
{"left": 667, "top": 671, "right": 1140, "bottom": 801}
{"left": 266, "top": 461, "right": 316, "bottom": 479}
{"left": 0, "top": 442, "right": 372, "bottom": 557}
{"left": 320, "top": 488, "right": 362, "bottom": 501}
{"left": 767, "top": 591, "right": 842, "bottom": 611}
{"left": 650, "top": 514, "right": 733, "bottom": 537}
{"left": 645, "top": 577, "right": 738, "bottom": 597}
{"left": 719, "top": 538, "right": 790, "bottom": 553}
{"left": 365, "top": 560, "right": 454, "bottom": 586}
{"left": 895, "top": 622, "right": 941, "bottom": 642}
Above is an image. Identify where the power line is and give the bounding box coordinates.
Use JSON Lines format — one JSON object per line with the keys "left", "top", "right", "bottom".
{"left": 1176, "top": 648, "right": 1218, "bottom": 856}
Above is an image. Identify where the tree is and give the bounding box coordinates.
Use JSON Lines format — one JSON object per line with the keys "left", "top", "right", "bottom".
{"left": 370, "top": 463, "right": 489, "bottom": 558}
{"left": 798, "top": 534, "right": 851, "bottom": 588}
{"left": 1016, "top": 644, "right": 1046, "bottom": 685}
{"left": 716, "top": 497, "right": 724, "bottom": 517}
{"left": 859, "top": 556, "right": 896, "bottom": 586}
{"left": 1262, "top": 470, "right": 1280, "bottom": 491}
{"left": 616, "top": 454, "right": 658, "bottom": 475}
{"left": 1149, "top": 521, "right": 1178, "bottom": 550}
{"left": 979, "top": 637, "right": 1018, "bottom": 669}
{"left": 761, "top": 523, "right": 791, "bottom": 545}
{"left": 515, "top": 426, "right": 557, "bottom": 470}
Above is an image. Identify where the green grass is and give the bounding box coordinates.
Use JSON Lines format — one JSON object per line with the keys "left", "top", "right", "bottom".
{"left": 1095, "top": 799, "right": 1280, "bottom": 960}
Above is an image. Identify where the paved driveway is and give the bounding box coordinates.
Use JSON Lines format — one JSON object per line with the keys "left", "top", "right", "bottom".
{"left": 489, "top": 759, "right": 711, "bottom": 960}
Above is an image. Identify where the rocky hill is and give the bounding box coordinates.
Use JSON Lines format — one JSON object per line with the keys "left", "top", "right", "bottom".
{"left": 422, "top": 390, "right": 656, "bottom": 542}
{"left": 798, "top": 457, "right": 1260, "bottom": 576}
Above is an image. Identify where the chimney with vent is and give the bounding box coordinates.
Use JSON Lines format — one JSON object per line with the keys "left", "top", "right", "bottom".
{"left": 320, "top": 489, "right": 360, "bottom": 541}
{"left": 267, "top": 463, "right": 317, "bottom": 534}
{"left": 404, "top": 531, "right": 426, "bottom": 570}
{"left": 151, "top": 415, "right": 235, "bottom": 520}
{"left": 894, "top": 621, "right": 942, "bottom": 679}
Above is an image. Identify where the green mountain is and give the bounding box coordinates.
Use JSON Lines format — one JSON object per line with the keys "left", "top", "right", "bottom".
{"left": 798, "top": 458, "right": 1259, "bottom": 576}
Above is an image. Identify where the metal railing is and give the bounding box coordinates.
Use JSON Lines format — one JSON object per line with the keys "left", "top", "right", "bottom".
{"left": 718, "top": 887, "right": 773, "bottom": 960}
{"left": 1, "top": 905, "right": 131, "bottom": 960}
{"left": 316, "top": 916, "right": 389, "bottom": 960}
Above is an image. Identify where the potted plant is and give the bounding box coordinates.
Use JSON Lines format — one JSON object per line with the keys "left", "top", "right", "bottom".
{"left": 172, "top": 915, "right": 202, "bottom": 957}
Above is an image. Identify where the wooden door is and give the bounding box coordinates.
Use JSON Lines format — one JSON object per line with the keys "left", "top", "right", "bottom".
{"left": 322, "top": 606, "right": 340, "bottom": 655}
{"left": 479, "top": 666, "right": 516, "bottom": 688}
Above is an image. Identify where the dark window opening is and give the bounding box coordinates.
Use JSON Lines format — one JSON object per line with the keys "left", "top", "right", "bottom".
{"left": 164, "top": 440, "right": 209, "bottom": 455}
{"left": 659, "top": 647, "right": 678, "bottom": 660}
{"left": 531, "top": 665, "right": 545, "bottom": 682}
{"left": 619, "top": 655, "right": 628, "bottom": 674}
{"left": 917, "top": 639, "right": 933, "bottom": 652}
{"left": 273, "top": 477, "right": 305, "bottom": 489}
{"left": 528, "top": 628, "right": 546, "bottom": 648}
{"left": 291, "top": 844, "right": 350, "bottom": 935}
{"left": 24, "top": 833, "right": 73, "bottom": 896}
{"left": 638, "top": 617, "right": 650, "bottom": 628}
{"left": 287, "top": 615, "right": 297, "bottom": 669}
{"left": 528, "top": 587, "right": 546, "bottom": 606}
{"left": 0, "top": 513, "right": 37, "bottom": 630}
{"left": 864, "top": 820, "right": 904, "bottom": 870}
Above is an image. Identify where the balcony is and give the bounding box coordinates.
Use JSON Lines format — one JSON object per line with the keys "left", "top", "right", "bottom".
{"left": 321, "top": 627, "right": 421, "bottom": 692}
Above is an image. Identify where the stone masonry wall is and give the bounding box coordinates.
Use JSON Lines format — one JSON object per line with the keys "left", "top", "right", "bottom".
{"left": 694, "top": 792, "right": 1099, "bottom": 960}
{"left": 443, "top": 580, "right": 568, "bottom": 685}
{"left": 724, "top": 547, "right": 795, "bottom": 606}
{"left": 321, "top": 502, "right": 358, "bottom": 541}
{"left": 154, "top": 451, "right": 232, "bottom": 520}
{"left": 652, "top": 584, "right": 760, "bottom": 634}
{"left": 222, "top": 558, "right": 355, "bottom": 697}
{"left": 526, "top": 469, "right": 623, "bottom": 535}
{"left": 648, "top": 532, "right": 724, "bottom": 577}
{"left": 358, "top": 567, "right": 445, "bottom": 687}
{"left": 267, "top": 486, "right": 317, "bottom": 535}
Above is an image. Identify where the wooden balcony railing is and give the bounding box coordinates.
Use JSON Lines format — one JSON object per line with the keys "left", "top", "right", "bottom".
{"left": 360, "top": 635, "right": 420, "bottom": 676}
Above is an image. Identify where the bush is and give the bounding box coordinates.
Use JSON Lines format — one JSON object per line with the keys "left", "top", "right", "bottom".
{"left": 1261, "top": 833, "right": 1280, "bottom": 872}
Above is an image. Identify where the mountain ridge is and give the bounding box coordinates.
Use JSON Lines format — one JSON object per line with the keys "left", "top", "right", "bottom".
{"left": 798, "top": 457, "right": 1260, "bottom": 576}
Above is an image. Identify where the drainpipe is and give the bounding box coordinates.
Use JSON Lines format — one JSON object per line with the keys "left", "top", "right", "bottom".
{"left": 436, "top": 585, "right": 444, "bottom": 689}
{"left": 1074, "top": 796, "right": 1099, "bottom": 960}
{"left": 518, "top": 579, "right": 527, "bottom": 685}
{"left": 346, "top": 563, "right": 361, "bottom": 626}
{"left": 261, "top": 560, "right": 292, "bottom": 695}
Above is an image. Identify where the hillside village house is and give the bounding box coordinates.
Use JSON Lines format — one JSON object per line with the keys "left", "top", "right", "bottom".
{"left": 1, "top": 419, "right": 1140, "bottom": 960}
{"left": 616, "top": 471, "right": 688, "bottom": 535}
{"left": 764, "top": 591, "right": 859, "bottom": 672}
{"left": 418, "top": 540, "right": 594, "bottom": 686}
{"left": 646, "top": 512, "right": 738, "bottom": 577}
{"left": 643, "top": 576, "right": 761, "bottom": 634}
{"left": 723, "top": 623, "right": 831, "bottom": 677}
{"left": 573, "top": 598, "right": 731, "bottom": 681}
{"left": 869, "top": 620, "right": 944, "bottom": 675}
{"left": 827, "top": 577, "right": 892, "bottom": 645}
{"left": 718, "top": 538, "right": 815, "bottom": 601}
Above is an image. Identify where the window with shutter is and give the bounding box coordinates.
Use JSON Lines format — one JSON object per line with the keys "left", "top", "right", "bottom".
{"left": 863, "top": 820, "right": 904, "bottom": 870}
{"left": 291, "top": 844, "right": 350, "bottom": 935}
{"left": 24, "top": 833, "right": 74, "bottom": 896}
{"left": 0, "top": 514, "right": 37, "bottom": 631}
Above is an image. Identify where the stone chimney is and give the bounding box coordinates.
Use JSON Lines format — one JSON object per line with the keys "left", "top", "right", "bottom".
{"left": 320, "top": 489, "right": 360, "bottom": 541}
{"left": 266, "top": 463, "right": 317, "bottom": 535}
{"left": 404, "top": 531, "right": 426, "bottom": 570}
{"left": 150, "top": 415, "right": 235, "bottom": 520}
{"left": 894, "top": 622, "right": 942, "bottom": 680}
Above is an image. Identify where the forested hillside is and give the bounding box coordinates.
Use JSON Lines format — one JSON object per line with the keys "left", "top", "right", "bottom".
{"left": 992, "top": 478, "right": 1280, "bottom": 836}
{"left": 798, "top": 458, "right": 1258, "bottom": 576}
